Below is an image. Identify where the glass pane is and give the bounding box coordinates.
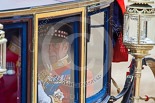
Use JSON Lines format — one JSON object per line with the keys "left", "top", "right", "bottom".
{"left": 37, "top": 17, "right": 79, "bottom": 103}
{"left": 140, "top": 16, "right": 155, "bottom": 44}
{"left": 124, "top": 14, "right": 139, "bottom": 44}
{"left": 86, "top": 12, "right": 104, "bottom": 97}
{"left": 0, "top": 28, "right": 21, "bottom": 103}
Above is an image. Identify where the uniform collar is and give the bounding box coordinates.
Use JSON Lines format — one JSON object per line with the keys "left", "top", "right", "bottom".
{"left": 51, "top": 55, "right": 70, "bottom": 70}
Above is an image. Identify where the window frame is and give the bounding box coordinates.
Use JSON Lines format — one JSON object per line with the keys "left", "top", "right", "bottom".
{"left": 0, "top": 15, "right": 33, "bottom": 103}
{"left": 34, "top": 7, "right": 86, "bottom": 103}
{"left": 0, "top": 16, "right": 32, "bottom": 103}
{"left": 86, "top": 7, "right": 111, "bottom": 103}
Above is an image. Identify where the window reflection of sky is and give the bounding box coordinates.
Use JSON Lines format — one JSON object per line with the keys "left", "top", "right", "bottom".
{"left": 0, "top": 0, "right": 79, "bottom": 11}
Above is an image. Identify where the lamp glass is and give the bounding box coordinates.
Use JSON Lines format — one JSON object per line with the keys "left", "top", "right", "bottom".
{"left": 124, "top": 14, "right": 139, "bottom": 44}
{"left": 124, "top": 13, "right": 155, "bottom": 45}
{"left": 140, "top": 15, "right": 155, "bottom": 44}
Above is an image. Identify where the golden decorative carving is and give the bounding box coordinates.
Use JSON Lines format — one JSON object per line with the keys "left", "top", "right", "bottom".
{"left": 0, "top": 68, "right": 6, "bottom": 78}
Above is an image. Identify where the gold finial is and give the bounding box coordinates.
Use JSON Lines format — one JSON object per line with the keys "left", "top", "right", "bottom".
{"left": 0, "top": 30, "right": 5, "bottom": 39}
{"left": 0, "top": 67, "right": 6, "bottom": 78}
{"left": 0, "top": 24, "right": 3, "bottom": 29}
{"left": 0, "top": 24, "right": 5, "bottom": 39}
{"left": 0, "top": 23, "right": 7, "bottom": 78}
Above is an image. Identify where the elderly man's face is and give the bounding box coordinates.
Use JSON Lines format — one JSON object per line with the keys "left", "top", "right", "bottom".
{"left": 49, "top": 41, "right": 69, "bottom": 64}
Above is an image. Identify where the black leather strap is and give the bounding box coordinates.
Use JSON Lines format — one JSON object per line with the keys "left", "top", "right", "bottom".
{"left": 121, "top": 76, "right": 134, "bottom": 103}
{"left": 108, "top": 57, "right": 155, "bottom": 103}
{"left": 109, "top": 59, "right": 135, "bottom": 102}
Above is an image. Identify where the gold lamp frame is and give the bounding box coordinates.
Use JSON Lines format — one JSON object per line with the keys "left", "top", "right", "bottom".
{"left": 123, "top": 0, "right": 155, "bottom": 103}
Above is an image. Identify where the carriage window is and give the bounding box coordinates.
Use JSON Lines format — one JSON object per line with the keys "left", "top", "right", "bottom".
{"left": 0, "top": 28, "right": 22, "bottom": 103}
{"left": 86, "top": 12, "right": 104, "bottom": 97}
{"left": 37, "top": 16, "right": 81, "bottom": 103}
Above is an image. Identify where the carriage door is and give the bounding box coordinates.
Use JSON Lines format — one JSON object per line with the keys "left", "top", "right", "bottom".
{"left": 86, "top": 7, "right": 111, "bottom": 103}
{"left": 0, "top": 17, "right": 31, "bottom": 103}
{"left": 35, "top": 8, "right": 86, "bottom": 103}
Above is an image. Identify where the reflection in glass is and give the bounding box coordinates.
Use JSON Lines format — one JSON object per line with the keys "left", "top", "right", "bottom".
{"left": 140, "top": 16, "right": 155, "bottom": 44}
{"left": 124, "top": 14, "right": 139, "bottom": 44}
{"left": 86, "top": 12, "right": 104, "bottom": 97}
{"left": 124, "top": 14, "right": 155, "bottom": 44}
{"left": 38, "top": 21, "right": 75, "bottom": 103}
{"left": 140, "top": 18, "right": 147, "bottom": 40}
{"left": 0, "top": 28, "right": 21, "bottom": 103}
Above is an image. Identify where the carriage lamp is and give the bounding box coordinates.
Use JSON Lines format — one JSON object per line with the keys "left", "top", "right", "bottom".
{"left": 0, "top": 24, "right": 7, "bottom": 78}
{"left": 123, "top": 0, "right": 155, "bottom": 103}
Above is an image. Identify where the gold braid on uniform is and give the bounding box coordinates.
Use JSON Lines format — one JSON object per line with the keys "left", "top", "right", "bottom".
{"left": 39, "top": 69, "right": 72, "bottom": 88}
{"left": 38, "top": 55, "right": 73, "bottom": 88}
{"left": 38, "top": 70, "right": 50, "bottom": 89}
